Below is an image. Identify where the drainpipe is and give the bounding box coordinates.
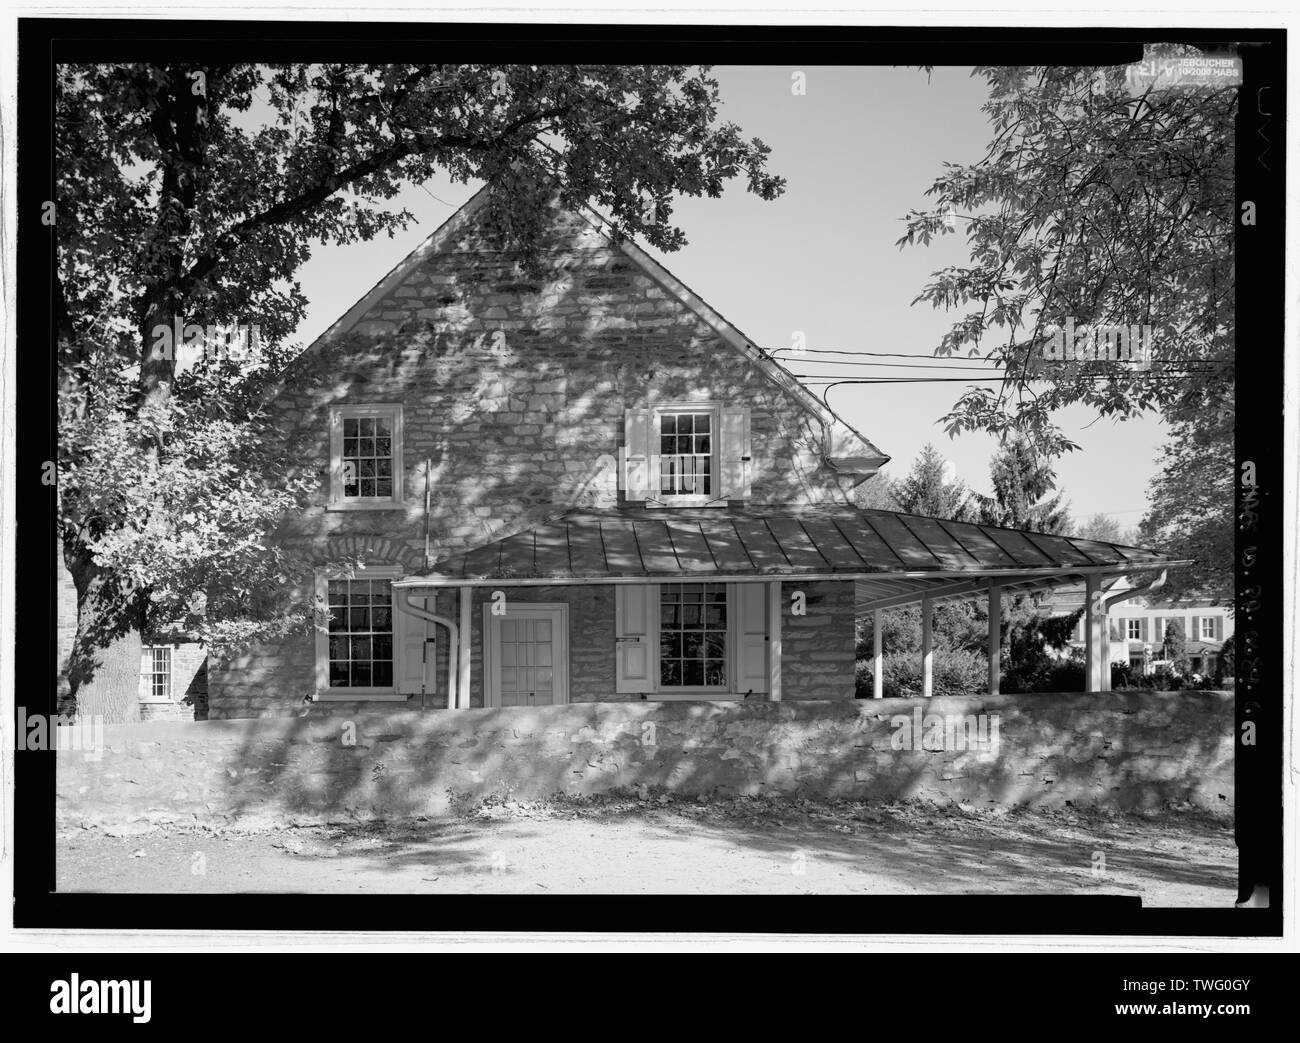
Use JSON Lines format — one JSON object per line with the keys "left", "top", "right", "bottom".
{"left": 1097, "top": 569, "right": 1168, "bottom": 691}
{"left": 397, "top": 591, "right": 458, "bottom": 709}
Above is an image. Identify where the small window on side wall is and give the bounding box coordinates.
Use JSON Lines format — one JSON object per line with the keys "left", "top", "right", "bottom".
{"left": 329, "top": 404, "right": 404, "bottom": 509}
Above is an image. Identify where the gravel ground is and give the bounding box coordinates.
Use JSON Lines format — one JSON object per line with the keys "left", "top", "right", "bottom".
{"left": 56, "top": 796, "right": 1236, "bottom": 904}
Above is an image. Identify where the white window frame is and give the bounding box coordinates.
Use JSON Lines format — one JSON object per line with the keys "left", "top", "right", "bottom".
{"left": 1126, "top": 618, "right": 1143, "bottom": 640}
{"left": 140, "top": 645, "right": 173, "bottom": 703}
{"left": 314, "top": 564, "right": 408, "bottom": 701}
{"left": 1199, "top": 616, "right": 1216, "bottom": 641}
{"left": 653, "top": 402, "right": 721, "bottom": 507}
{"left": 650, "top": 581, "right": 742, "bottom": 699}
{"left": 328, "top": 404, "right": 405, "bottom": 510}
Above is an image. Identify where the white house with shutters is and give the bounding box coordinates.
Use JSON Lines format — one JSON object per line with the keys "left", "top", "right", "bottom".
{"left": 1048, "top": 584, "right": 1232, "bottom": 678}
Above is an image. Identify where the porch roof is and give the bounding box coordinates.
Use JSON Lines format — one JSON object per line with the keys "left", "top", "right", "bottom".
{"left": 394, "top": 506, "right": 1186, "bottom": 608}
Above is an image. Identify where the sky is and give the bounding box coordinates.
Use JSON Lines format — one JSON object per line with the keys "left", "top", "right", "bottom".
{"left": 290, "top": 65, "right": 1169, "bottom": 530}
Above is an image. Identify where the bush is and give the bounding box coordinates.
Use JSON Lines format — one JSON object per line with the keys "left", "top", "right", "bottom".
{"left": 856, "top": 647, "right": 988, "bottom": 698}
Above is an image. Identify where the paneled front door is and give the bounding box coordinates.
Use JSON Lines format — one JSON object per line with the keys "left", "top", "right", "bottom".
{"left": 484, "top": 604, "right": 569, "bottom": 707}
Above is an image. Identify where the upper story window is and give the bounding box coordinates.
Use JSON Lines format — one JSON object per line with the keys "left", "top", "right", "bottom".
{"left": 1199, "top": 616, "right": 1217, "bottom": 641}
{"left": 1126, "top": 619, "right": 1143, "bottom": 640}
{"left": 659, "top": 409, "right": 715, "bottom": 500}
{"left": 623, "top": 403, "right": 750, "bottom": 507}
{"left": 329, "top": 404, "right": 404, "bottom": 509}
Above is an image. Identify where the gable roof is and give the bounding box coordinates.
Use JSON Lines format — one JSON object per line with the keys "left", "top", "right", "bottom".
{"left": 294, "top": 183, "right": 888, "bottom": 475}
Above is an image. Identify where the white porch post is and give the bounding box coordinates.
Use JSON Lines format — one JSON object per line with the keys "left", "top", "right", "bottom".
{"left": 767, "top": 580, "right": 782, "bottom": 701}
{"left": 921, "top": 594, "right": 933, "bottom": 698}
{"left": 1100, "top": 601, "right": 1113, "bottom": 692}
{"left": 987, "top": 580, "right": 1002, "bottom": 696}
{"left": 1085, "top": 573, "right": 1104, "bottom": 692}
{"left": 872, "top": 608, "right": 883, "bottom": 699}
{"left": 458, "top": 586, "right": 472, "bottom": 709}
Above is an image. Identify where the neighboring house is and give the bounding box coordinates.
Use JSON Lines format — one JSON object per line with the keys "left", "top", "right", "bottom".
{"left": 208, "top": 185, "right": 1183, "bottom": 718}
{"left": 1045, "top": 585, "right": 1233, "bottom": 678}
{"left": 138, "top": 636, "right": 209, "bottom": 721}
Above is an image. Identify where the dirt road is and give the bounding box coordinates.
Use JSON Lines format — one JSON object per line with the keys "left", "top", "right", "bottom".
{"left": 56, "top": 797, "right": 1236, "bottom": 905}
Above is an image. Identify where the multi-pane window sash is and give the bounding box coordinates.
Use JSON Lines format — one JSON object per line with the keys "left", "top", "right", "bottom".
{"left": 659, "top": 411, "right": 713, "bottom": 497}
{"left": 659, "top": 583, "right": 727, "bottom": 688}
{"left": 148, "top": 647, "right": 171, "bottom": 700}
{"left": 327, "top": 578, "right": 395, "bottom": 688}
{"left": 341, "top": 415, "right": 394, "bottom": 499}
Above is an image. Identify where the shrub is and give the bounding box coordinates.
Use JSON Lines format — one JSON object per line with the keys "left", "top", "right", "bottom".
{"left": 856, "top": 647, "right": 988, "bottom": 699}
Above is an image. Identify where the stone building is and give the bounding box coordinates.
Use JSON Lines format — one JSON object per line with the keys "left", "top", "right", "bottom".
{"left": 208, "top": 186, "right": 1183, "bottom": 719}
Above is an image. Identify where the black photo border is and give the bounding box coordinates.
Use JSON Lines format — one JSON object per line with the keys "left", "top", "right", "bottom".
{"left": 14, "top": 18, "right": 1286, "bottom": 937}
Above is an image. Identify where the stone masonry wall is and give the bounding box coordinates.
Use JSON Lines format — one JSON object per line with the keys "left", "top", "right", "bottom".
{"left": 210, "top": 579, "right": 855, "bottom": 718}
{"left": 58, "top": 692, "right": 1235, "bottom": 833}
{"left": 209, "top": 196, "right": 865, "bottom": 718}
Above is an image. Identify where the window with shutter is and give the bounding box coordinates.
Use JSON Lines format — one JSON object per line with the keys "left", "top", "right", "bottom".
{"left": 616, "top": 582, "right": 768, "bottom": 697}
{"left": 623, "top": 403, "right": 749, "bottom": 507}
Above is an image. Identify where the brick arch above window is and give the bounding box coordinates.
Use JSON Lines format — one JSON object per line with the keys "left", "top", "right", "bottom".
{"left": 320, "top": 535, "right": 424, "bottom": 573}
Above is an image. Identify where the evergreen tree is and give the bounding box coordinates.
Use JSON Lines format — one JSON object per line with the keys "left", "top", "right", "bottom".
{"left": 888, "top": 443, "right": 973, "bottom": 519}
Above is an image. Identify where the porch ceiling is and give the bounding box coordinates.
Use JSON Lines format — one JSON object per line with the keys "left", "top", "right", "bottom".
{"left": 394, "top": 506, "right": 1185, "bottom": 592}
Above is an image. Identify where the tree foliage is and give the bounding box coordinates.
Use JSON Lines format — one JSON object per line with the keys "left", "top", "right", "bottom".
{"left": 1075, "top": 512, "right": 1135, "bottom": 545}
{"left": 900, "top": 52, "right": 1236, "bottom": 457}
{"left": 1138, "top": 413, "right": 1233, "bottom": 603}
{"left": 888, "top": 443, "right": 973, "bottom": 520}
{"left": 972, "top": 435, "right": 1071, "bottom": 533}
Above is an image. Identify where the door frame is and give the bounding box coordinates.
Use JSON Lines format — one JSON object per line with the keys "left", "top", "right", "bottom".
{"left": 481, "top": 601, "right": 570, "bottom": 708}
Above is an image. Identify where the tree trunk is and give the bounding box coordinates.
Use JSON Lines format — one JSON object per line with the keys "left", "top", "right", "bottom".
{"left": 74, "top": 628, "right": 143, "bottom": 725}
{"left": 62, "top": 542, "right": 142, "bottom": 725}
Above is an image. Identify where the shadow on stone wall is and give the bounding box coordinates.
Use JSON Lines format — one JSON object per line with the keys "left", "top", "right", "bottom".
{"left": 58, "top": 693, "right": 1234, "bottom": 833}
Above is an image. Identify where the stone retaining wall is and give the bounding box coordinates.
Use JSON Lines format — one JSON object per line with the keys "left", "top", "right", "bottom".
{"left": 57, "top": 692, "right": 1234, "bottom": 832}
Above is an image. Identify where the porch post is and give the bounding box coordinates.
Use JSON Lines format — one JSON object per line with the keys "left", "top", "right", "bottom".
{"left": 987, "top": 580, "right": 1002, "bottom": 697}
{"left": 1085, "top": 573, "right": 1103, "bottom": 692}
{"left": 872, "top": 608, "right": 883, "bottom": 699}
{"left": 1100, "top": 599, "right": 1113, "bottom": 692}
{"left": 767, "top": 580, "right": 782, "bottom": 702}
{"left": 458, "top": 586, "right": 472, "bottom": 709}
{"left": 921, "top": 593, "right": 933, "bottom": 698}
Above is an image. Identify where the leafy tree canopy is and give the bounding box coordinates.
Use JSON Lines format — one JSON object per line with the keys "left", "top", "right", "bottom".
{"left": 900, "top": 52, "right": 1236, "bottom": 458}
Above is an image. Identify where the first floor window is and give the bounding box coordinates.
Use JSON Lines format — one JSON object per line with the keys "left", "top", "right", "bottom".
{"left": 143, "top": 646, "right": 172, "bottom": 701}
{"left": 659, "top": 582, "right": 727, "bottom": 688}
{"left": 327, "top": 577, "right": 394, "bottom": 688}
{"left": 1127, "top": 619, "right": 1143, "bottom": 640}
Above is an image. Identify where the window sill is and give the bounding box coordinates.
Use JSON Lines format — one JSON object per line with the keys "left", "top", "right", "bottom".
{"left": 314, "top": 690, "right": 409, "bottom": 702}
{"left": 641, "top": 499, "right": 732, "bottom": 509}
{"left": 326, "top": 500, "right": 408, "bottom": 512}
